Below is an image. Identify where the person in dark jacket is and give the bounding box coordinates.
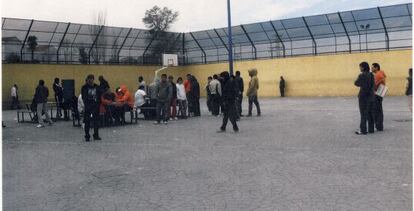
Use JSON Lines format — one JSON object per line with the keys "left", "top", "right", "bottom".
{"left": 168, "top": 75, "right": 178, "bottom": 120}
{"left": 190, "top": 76, "right": 201, "bottom": 117}
{"left": 154, "top": 74, "right": 172, "bottom": 124}
{"left": 206, "top": 76, "right": 213, "bottom": 113}
{"left": 81, "top": 74, "right": 101, "bottom": 141}
{"left": 406, "top": 68, "right": 412, "bottom": 114}
{"left": 35, "top": 80, "right": 52, "bottom": 128}
{"left": 354, "top": 62, "right": 375, "bottom": 135}
{"left": 234, "top": 71, "right": 244, "bottom": 117}
{"left": 218, "top": 71, "right": 239, "bottom": 133}
{"left": 53, "top": 78, "right": 64, "bottom": 118}
{"left": 279, "top": 76, "right": 286, "bottom": 97}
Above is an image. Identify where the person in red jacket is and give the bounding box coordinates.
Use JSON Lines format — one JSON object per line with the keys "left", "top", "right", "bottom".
{"left": 115, "top": 85, "right": 134, "bottom": 124}
{"left": 184, "top": 74, "right": 193, "bottom": 116}
{"left": 100, "top": 90, "right": 116, "bottom": 125}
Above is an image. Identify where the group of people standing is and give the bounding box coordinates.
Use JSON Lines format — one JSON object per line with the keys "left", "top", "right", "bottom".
{"left": 354, "top": 62, "right": 412, "bottom": 135}
{"left": 205, "top": 69, "right": 262, "bottom": 132}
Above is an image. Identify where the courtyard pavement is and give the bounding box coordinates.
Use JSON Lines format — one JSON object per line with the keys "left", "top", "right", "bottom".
{"left": 2, "top": 97, "right": 412, "bottom": 210}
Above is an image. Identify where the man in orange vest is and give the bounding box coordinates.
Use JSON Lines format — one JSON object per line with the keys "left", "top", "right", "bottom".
{"left": 372, "top": 63, "right": 386, "bottom": 131}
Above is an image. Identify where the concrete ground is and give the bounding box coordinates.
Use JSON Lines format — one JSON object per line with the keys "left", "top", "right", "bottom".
{"left": 2, "top": 97, "right": 412, "bottom": 211}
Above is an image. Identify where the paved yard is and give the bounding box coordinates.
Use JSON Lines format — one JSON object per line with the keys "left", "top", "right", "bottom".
{"left": 2, "top": 97, "right": 412, "bottom": 210}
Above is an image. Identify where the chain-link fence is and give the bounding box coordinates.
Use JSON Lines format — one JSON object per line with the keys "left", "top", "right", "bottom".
{"left": 2, "top": 3, "right": 412, "bottom": 65}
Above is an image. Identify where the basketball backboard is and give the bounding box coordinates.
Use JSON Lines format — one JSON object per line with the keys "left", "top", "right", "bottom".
{"left": 162, "top": 54, "right": 178, "bottom": 67}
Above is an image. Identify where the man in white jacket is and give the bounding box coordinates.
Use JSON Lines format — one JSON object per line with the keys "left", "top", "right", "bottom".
{"left": 176, "top": 77, "right": 187, "bottom": 119}
{"left": 134, "top": 85, "right": 146, "bottom": 113}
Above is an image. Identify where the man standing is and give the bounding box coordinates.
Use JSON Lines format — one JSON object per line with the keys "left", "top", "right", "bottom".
{"left": 279, "top": 76, "right": 286, "bottom": 97}
{"left": 191, "top": 76, "right": 201, "bottom": 117}
{"left": 155, "top": 74, "right": 172, "bottom": 124}
{"left": 184, "top": 74, "right": 192, "bottom": 116}
{"left": 35, "top": 80, "right": 53, "bottom": 128}
{"left": 209, "top": 74, "right": 222, "bottom": 116}
{"left": 234, "top": 71, "right": 244, "bottom": 117}
{"left": 206, "top": 76, "right": 213, "bottom": 113}
{"left": 168, "top": 76, "right": 178, "bottom": 120}
{"left": 53, "top": 78, "right": 64, "bottom": 118}
{"left": 176, "top": 77, "right": 188, "bottom": 119}
{"left": 355, "top": 62, "right": 375, "bottom": 135}
{"left": 10, "top": 84, "right": 21, "bottom": 109}
{"left": 406, "top": 68, "right": 412, "bottom": 114}
{"left": 218, "top": 71, "right": 239, "bottom": 133}
{"left": 372, "top": 63, "right": 386, "bottom": 131}
{"left": 81, "top": 74, "right": 101, "bottom": 141}
{"left": 246, "top": 68, "right": 261, "bottom": 117}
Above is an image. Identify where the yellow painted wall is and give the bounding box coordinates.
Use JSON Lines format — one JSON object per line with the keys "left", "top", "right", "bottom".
{"left": 2, "top": 50, "right": 412, "bottom": 105}
{"left": 2, "top": 64, "right": 184, "bottom": 104}
{"left": 184, "top": 50, "right": 412, "bottom": 97}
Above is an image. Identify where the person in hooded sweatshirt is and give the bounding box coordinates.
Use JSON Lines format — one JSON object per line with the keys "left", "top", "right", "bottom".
{"left": 354, "top": 62, "right": 375, "bottom": 135}
{"left": 81, "top": 74, "right": 101, "bottom": 141}
{"left": 246, "top": 68, "right": 261, "bottom": 116}
{"left": 115, "top": 85, "right": 134, "bottom": 124}
{"left": 154, "top": 74, "right": 172, "bottom": 124}
{"left": 217, "top": 71, "right": 239, "bottom": 133}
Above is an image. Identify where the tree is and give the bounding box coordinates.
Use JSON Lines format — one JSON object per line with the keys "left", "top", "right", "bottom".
{"left": 27, "top": 35, "right": 38, "bottom": 62}
{"left": 143, "top": 6, "right": 179, "bottom": 33}
{"left": 142, "top": 6, "right": 179, "bottom": 64}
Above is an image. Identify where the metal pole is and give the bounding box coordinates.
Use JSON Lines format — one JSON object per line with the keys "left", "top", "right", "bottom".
{"left": 240, "top": 24, "right": 257, "bottom": 60}
{"left": 142, "top": 31, "right": 158, "bottom": 64}
{"left": 302, "top": 17, "right": 317, "bottom": 55}
{"left": 20, "top": 19, "right": 34, "bottom": 62}
{"left": 377, "top": 7, "right": 390, "bottom": 51}
{"left": 88, "top": 25, "right": 104, "bottom": 64}
{"left": 227, "top": 0, "right": 234, "bottom": 75}
{"left": 365, "top": 29, "right": 368, "bottom": 52}
{"left": 338, "top": 12, "right": 352, "bottom": 53}
{"left": 269, "top": 21, "right": 286, "bottom": 57}
{"left": 117, "top": 28, "right": 133, "bottom": 63}
{"left": 189, "top": 32, "right": 206, "bottom": 64}
{"left": 214, "top": 28, "right": 229, "bottom": 51}
{"left": 57, "top": 22, "right": 71, "bottom": 64}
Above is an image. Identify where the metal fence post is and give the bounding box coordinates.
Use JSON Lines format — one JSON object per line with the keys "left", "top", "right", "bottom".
{"left": 20, "top": 19, "right": 34, "bottom": 62}
{"left": 117, "top": 28, "right": 132, "bottom": 63}
{"left": 57, "top": 23, "right": 71, "bottom": 64}
{"left": 302, "top": 17, "right": 317, "bottom": 55}
{"left": 240, "top": 24, "right": 257, "bottom": 60}
{"left": 88, "top": 25, "right": 104, "bottom": 64}
{"left": 338, "top": 12, "right": 352, "bottom": 53}
{"left": 189, "top": 32, "right": 207, "bottom": 64}
{"left": 377, "top": 7, "right": 390, "bottom": 51}
{"left": 269, "top": 21, "right": 286, "bottom": 57}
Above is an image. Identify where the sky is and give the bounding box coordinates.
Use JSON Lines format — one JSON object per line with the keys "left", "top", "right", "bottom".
{"left": 1, "top": 0, "right": 411, "bottom": 32}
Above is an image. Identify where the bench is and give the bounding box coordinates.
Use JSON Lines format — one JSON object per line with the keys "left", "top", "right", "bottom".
{"left": 72, "top": 109, "right": 138, "bottom": 128}
{"left": 16, "top": 104, "right": 36, "bottom": 123}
